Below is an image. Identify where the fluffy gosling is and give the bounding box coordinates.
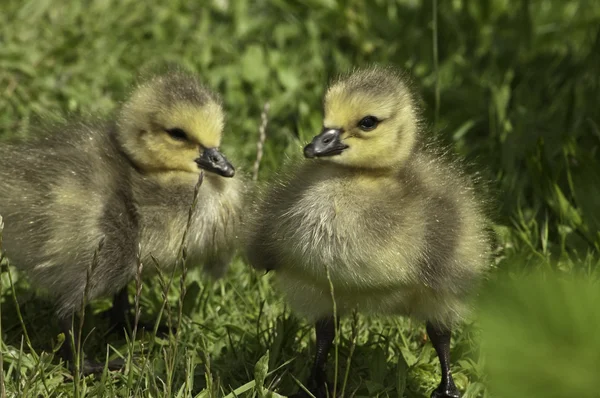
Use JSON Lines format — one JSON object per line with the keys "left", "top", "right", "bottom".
{"left": 0, "top": 70, "right": 244, "bottom": 373}
{"left": 246, "top": 66, "right": 491, "bottom": 398}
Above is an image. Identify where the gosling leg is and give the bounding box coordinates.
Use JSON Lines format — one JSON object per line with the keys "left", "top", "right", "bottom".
{"left": 108, "top": 286, "right": 130, "bottom": 334}
{"left": 295, "top": 316, "right": 336, "bottom": 398}
{"left": 426, "top": 322, "right": 461, "bottom": 398}
{"left": 59, "top": 315, "right": 123, "bottom": 375}
{"left": 106, "top": 286, "right": 174, "bottom": 337}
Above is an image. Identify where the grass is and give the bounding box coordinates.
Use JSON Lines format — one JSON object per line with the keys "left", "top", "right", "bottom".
{"left": 1, "top": 0, "right": 599, "bottom": 396}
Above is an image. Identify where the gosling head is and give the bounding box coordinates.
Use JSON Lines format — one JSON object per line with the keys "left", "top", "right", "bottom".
{"left": 117, "top": 71, "right": 234, "bottom": 178}
{"left": 304, "top": 66, "right": 419, "bottom": 170}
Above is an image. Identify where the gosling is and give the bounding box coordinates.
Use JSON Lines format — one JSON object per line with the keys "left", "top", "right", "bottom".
{"left": 246, "top": 66, "right": 491, "bottom": 398}
{"left": 0, "top": 70, "right": 244, "bottom": 373}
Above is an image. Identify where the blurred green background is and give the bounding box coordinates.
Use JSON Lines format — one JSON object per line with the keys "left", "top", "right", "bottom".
{"left": 1, "top": 0, "right": 599, "bottom": 397}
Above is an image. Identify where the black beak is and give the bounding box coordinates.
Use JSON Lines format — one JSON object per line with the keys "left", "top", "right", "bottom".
{"left": 303, "top": 128, "right": 348, "bottom": 158}
{"left": 195, "top": 148, "right": 235, "bottom": 178}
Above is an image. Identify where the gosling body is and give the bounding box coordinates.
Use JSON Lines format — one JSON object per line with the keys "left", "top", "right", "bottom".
{"left": 266, "top": 155, "right": 487, "bottom": 325}
{"left": 247, "top": 66, "right": 491, "bottom": 398}
{"left": 133, "top": 162, "right": 242, "bottom": 280}
{"left": 0, "top": 122, "right": 139, "bottom": 316}
{"left": 0, "top": 71, "right": 243, "bottom": 371}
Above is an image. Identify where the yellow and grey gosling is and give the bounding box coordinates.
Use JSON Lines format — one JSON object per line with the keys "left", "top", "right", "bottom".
{"left": 245, "top": 66, "right": 492, "bottom": 398}
{"left": 0, "top": 70, "right": 244, "bottom": 373}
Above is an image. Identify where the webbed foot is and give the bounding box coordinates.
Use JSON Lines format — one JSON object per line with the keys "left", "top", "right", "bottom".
{"left": 431, "top": 382, "right": 461, "bottom": 398}
{"left": 80, "top": 358, "right": 125, "bottom": 375}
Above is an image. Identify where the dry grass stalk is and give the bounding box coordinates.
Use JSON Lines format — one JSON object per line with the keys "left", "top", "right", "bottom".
{"left": 253, "top": 102, "right": 270, "bottom": 182}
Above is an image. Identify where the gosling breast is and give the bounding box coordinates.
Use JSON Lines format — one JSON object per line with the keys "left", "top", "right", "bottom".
{"left": 247, "top": 154, "right": 490, "bottom": 325}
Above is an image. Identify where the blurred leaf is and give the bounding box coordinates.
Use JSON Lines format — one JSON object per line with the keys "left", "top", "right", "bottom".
{"left": 254, "top": 350, "right": 270, "bottom": 397}
{"left": 479, "top": 273, "right": 600, "bottom": 398}
{"left": 370, "top": 346, "right": 387, "bottom": 386}
{"left": 396, "top": 349, "right": 408, "bottom": 395}
{"left": 241, "top": 45, "right": 269, "bottom": 83}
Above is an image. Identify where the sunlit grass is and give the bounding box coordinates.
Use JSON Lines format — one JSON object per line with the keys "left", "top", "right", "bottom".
{"left": 1, "top": 0, "right": 599, "bottom": 396}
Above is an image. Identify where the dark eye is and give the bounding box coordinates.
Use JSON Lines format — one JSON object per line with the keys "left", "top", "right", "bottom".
{"left": 358, "top": 116, "right": 379, "bottom": 131}
{"left": 165, "top": 128, "right": 189, "bottom": 141}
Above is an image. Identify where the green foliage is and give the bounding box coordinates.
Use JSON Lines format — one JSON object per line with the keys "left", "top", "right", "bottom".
{"left": 2, "top": 0, "right": 598, "bottom": 257}
{"left": 479, "top": 273, "right": 600, "bottom": 398}
{"left": 0, "top": 0, "right": 599, "bottom": 396}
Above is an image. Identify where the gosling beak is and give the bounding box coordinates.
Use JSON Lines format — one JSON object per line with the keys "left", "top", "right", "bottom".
{"left": 303, "top": 128, "right": 348, "bottom": 158}
{"left": 195, "top": 148, "right": 235, "bottom": 178}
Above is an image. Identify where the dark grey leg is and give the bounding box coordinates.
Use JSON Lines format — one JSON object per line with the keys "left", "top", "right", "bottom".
{"left": 107, "top": 285, "right": 173, "bottom": 337}
{"left": 295, "top": 316, "right": 336, "bottom": 398}
{"left": 109, "top": 286, "right": 130, "bottom": 333}
{"left": 59, "top": 315, "right": 123, "bottom": 375}
{"left": 426, "top": 322, "right": 461, "bottom": 398}
{"left": 59, "top": 316, "right": 77, "bottom": 366}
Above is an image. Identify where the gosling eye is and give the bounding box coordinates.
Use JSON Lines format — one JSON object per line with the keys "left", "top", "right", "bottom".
{"left": 358, "top": 116, "right": 379, "bottom": 131}
{"left": 165, "top": 128, "right": 189, "bottom": 142}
